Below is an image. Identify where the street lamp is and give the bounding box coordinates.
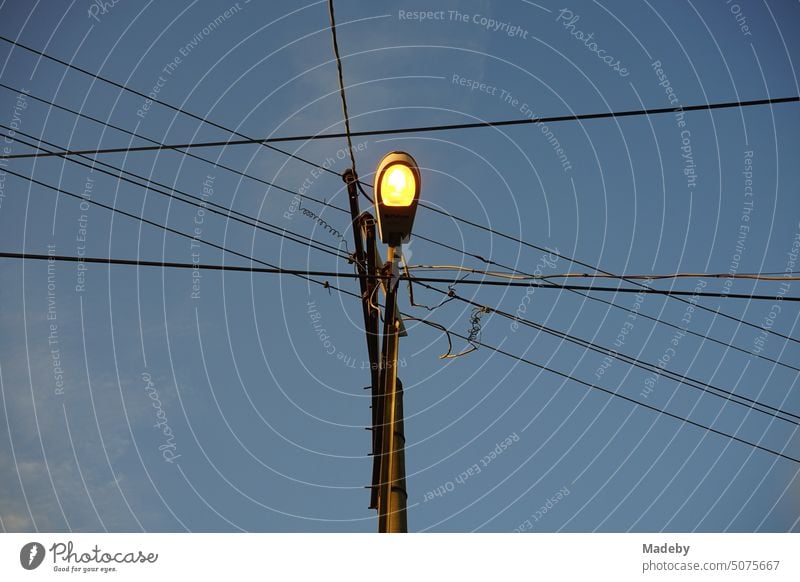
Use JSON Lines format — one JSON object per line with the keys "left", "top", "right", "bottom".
{"left": 374, "top": 151, "right": 421, "bottom": 246}
{"left": 373, "top": 151, "right": 420, "bottom": 533}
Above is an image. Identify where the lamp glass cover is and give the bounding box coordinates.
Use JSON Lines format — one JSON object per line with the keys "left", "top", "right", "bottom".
{"left": 380, "top": 164, "right": 416, "bottom": 207}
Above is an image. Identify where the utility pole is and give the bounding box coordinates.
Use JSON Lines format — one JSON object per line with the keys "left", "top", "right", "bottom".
{"left": 362, "top": 213, "right": 383, "bottom": 511}
{"left": 371, "top": 151, "right": 420, "bottom": 533}
{"left": 342, "top": 170, "right": 384, "bottom": 513}
{"left": 342, "top": 170, "right": 378, "bottom": 376}
{"left": 345, "top": 152, "right": 419, "bottom": 532}
{"left": 377, "top": 245, "right": 408, "bottom": 532}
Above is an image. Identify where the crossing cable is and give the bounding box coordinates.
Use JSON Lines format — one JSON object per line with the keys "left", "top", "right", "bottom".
{"left": 412, "top": 319, "right": 800, "bottom": 465}
{"left": 0, "top": 251, "right": 371, "bottom": 280}
{"left": 1, "top": 23, "right": 791, "bottom": 461}
{"left": 9, "top": 93, "right": 793, "bottom": 318}
{"left": 14, "top": 113, "right": 793, "bottom": 381}
{"left": 401, "top": 248, "right": 800, "bottom": 374}
{"left": 14, "top": 84, "right": 779, "bottom": 364}
{"left": 0, "top": 82, "right": 345, "bottom": 214}
{"left": 3, "top": 172, "right": 798, "bottom": 301}
{"left": 3, "top": 125, "right": 351, "bottom": 262}
{"left": 327, "top": 0, "right": 358, "bottom": 175}
{"left": 544, "top": 283, "right": 800, "bottom": 373}
{"left": 221, "top": 95, "right": 800, "bottom": 144}
{"left": 1, "top": 39, "right": 794, "bottom": 339}
{"left": 5, "top": 249, "right": 797, "bottom": 465}
{"left": 398, "top": 278, "right": 799, "bottom": 301}
{"left": 5, "top": 82, "right": 791, "bottom": 338}
{"left": 0, "top": 85, "right": 528, "bottom": 280}
{"left": 0, "top": 168, "right": 358, "bottom": 291}
{"left": 407, "top": 265, "right": 800, "bottom": 282}
{"left": 0, "top": 35, "right": 342, "bottom": 180}
{"left": 408, "top": 202, "right": 800, "bottom": 345}
{"left": 410, "top": 279, "right": 800, "bottom": 426}
{"left": 5, "top": 88, "right": 744, "bottom": 330}
{"left": 10, "top": 249, "right": 797, "bottom": 293}
{"left": 5, "top": 138, "right": 795, "bottom": 335}
{"left": 2, "top": 96, "right": 795, "bottom": 160}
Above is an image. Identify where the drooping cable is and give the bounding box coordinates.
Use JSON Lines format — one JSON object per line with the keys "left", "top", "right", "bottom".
{"left": 3, "top": 126, "right": 351, "bottom": 262}
{"left": 411, "top": 279, "right": 800, "bottom": 426}
{"left": 5, "top": 249, "right": 795, "bottom": 464}
{"left": 413, "top": 319, "right": 800, "bottom": 465}
{"left": 327, "top": 0, "right": 358, "bottom": 174}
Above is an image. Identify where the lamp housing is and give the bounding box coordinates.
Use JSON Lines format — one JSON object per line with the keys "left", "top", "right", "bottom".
{"left": 373, "top": 151, "right": 421, "bottom": 246}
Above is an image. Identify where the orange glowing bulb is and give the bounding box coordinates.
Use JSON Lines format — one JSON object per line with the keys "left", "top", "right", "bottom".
{"left": 380, "top": 164, "right": 416, "bottom": 207}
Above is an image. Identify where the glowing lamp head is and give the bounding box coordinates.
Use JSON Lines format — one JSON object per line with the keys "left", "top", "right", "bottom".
{"left": 380, "top": 163, "right": 416, "bottom": 207}
{"left": 374, "top": 151, "right": 421, "bottom": 246}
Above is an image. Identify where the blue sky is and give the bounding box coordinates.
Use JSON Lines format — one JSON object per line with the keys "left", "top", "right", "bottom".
{"left": 0, "top": 0, "right": 798, "bottom": 532}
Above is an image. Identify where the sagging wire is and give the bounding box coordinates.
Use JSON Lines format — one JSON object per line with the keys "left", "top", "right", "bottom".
{"left": 439, "top": 304, "right": 489, "bottom": 360}
{"left": 404, "top": 277, "right": 491, "bottom": 359}
{"left": 396, "top": 252, "right": 480, "bottom": 358}
{"left": 327, "top": 0, "right": 358, "bottom": 175}
{"left": 367, "top": 278, "right": 383, "bottom": 321}
{"left": 401, "top": 268, "right": 490, "bottom": 360}
{"left": 408, "top": 264, "right": 533, "bottom": 281}
{"left": 356, "top": 179, "right": 375, "bottom": 204}
{"left": 402, "top": 316, "right": 476, "bottom": 359}
{"left": 401, "top": 251, "right": 461, "bottom": 311}
{"left": 406, "top": 265, "right": 800, "bottom": 282}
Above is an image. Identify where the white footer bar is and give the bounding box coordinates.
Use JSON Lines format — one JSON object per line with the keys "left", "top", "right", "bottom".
{"left": 2, "top": 533, "right": 797, "bottom": 581}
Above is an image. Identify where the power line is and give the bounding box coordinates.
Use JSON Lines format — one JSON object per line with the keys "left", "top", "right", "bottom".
{"left": 404, "top": 238, "right": 800, "bottom": 374}
{"left": 1, "top": 38, "right": 793, "bottom": 414}
{"left": 1, "top": 36, "right": 794, "bottom": 342}
{"left": 4, "top": 222, "right": 798, "bottom": 305}
{"left": 0, "top": 168, "right": 355, "bottom": 292}
{"left": 2, "top": 94, "right": 796, "bottom": 161}
{"left": 0, "top": 85, "right": 517, "bottom": 279}
{"left": 6, "top": 87, "right": 735, "bottom": 335}
{"left": 411, "top": 279, "right": 800, "bottom": 426}
{"left": 1, "top": 30, "right": 791, "bottom": 465}
{"left": 327, "top": 0, "right": 358, "bottom": 174}
{"left": 12, "top": 96, "right": 785, "bottom": 318}
{"left": 408, "top": 265, "right": 800, "bottom": 282}
{"left": 409, "top": 278, "right": 798, "bottom": 301}
{"left": 3, "top": 125, "right": 351, "bottom": 262}
{"left": 7, "top": 115, "right": 796, "bottom": 306}
{"left": 0, "top": 82, "right": 349, "bottom": 216}
{"left": 7, "top": 168, "right": 800, "bottom": 301}
{"left": 401, "top": 235, "right": 800, "bottom": 370}
{"left": 6, "top": 249, "right": 797, "bottom": 464}
{"left": 402, "top": 246, "right": 800, "bottom": 373}
{"left": 21, "top": 83, "right": 785, "bottom": 328}
{"left": 14, "top": 121, "right": 795, "bottom": 377}
{"left": 0, "top": 35, "right": 341, "bottom": 179}
{"left": 413, "top": 319, "right": 800, "bottom": 465}
{"left": 264, "top": 95, "right": 800, "bottom": 143}
{"left": 411, "top": 204, "right": 800, "bottom": 344}
{"left": 557, "top": 283, "right": 800, "bottom": 374}
{"left": 0, "top": 251, "right": 358, "bottom": 278}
